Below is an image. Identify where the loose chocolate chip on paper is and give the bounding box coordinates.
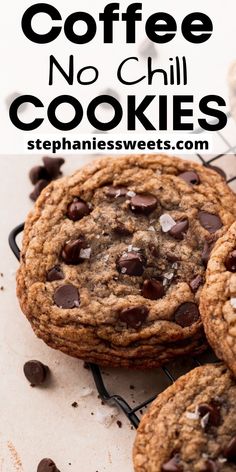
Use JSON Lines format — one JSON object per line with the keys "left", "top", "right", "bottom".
{"left": 118, "top": 306, "right": 149, "bottom": 329}
{"left": 30, "top": 179, "right": 49, "bottom": 201}
{"left": 179, "top": 171, "right": 200, "bottom": 185}
{"left": 42, "top": 157, "right": 65, "bottom": 179}
{"left": 61, "top": 238, "right": 86, "bottom": 265}
{"left": 224, "top": 436, "right": 236, "bottom": 462}
{"left": 225, "top": 250, "right": 236, "bottom": 272}
{"left": 54, "top": 284, "right": 80, "bottom": 309}
{"left": 107, "top": 186, "right": 128, "bottom": 198}
{"left": 37, "top": 458, "right": 60, "bottom": 472}
{"left": 117, "top": 252, "right": 146, "bottom": 276}
{"left": 142, "top": 279, "right": 164, "bottom": 300}
{"left": 190, "top": 275, "right": 203, "bottom": 293}
{"left": 23, "top": 360, "right": 49, "bottom": 386}
{"left": 169, "top": 219, "right": 189, "bottom": 240}
{"left": 47, "top": 265, "right": 64, "bottom": 282}
{"left": 198, "top": 211, "right": 223, "bottom": 233}
{"left": 174, "top": 302, "right": 200, "bottom": 327}
{"left": 29, "top": 166, "right": 50, "bottom": 184}
{"left": 162, "top": 455, "right": 183, "bottom": 471}
{"left": 130, "top": 193, "right": 157, "bottom": 215}
{"left": 67, "top": 198, "right": 91, "bottom": 221}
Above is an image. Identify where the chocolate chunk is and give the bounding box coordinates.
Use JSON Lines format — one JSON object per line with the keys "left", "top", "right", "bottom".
{"left": 113, "top": 223, "right": 132, "bottom": 236}
{"left": 174, "top": 302, "right": 200, "bottom": 327}
{"left": 23, "top": 360, "right": 49, "bottom": 386}
{"left": 198, "top": 211, "right": 223, "bottom": 233}
{"left": 117, "top": 252, "right": 146, "bottom": 276}
{"left": 54, "top": 284, "right": 80, "bottom": 309}
{"left": 190, "top": 275, "right": 203, "bottom": 293}
{"left": 107, "top": 186, "right": 128, "bottom": 198}
{"left": 166, "top": 252, "right": 179, "bottom": 263}
{"left": 67, "top": 198, "right": 91, "bottom": 221}
{"left": 142, "top": 279, "right": 164, "bottom": 300}
{"left": 149, "top": 244, "right": 159, "bottom": 258}
{"left": 47, "top": 265, "right": 64, "bottom": 282}
{"left": 169, "top": 219, "right": 189, "bottom": 240}
{"left": 130, "top": 193, "right": 157, "bottom": 215}
{"left": 198, "top": 402, "right": 221, "bottom": 427}
{"left": 37, "top": 458, "right": 60, "bottom": 472}
{"left": 61, "top": 238, "right": 86, "bottom": 264}
{"left": 30, "top": 179, "right": 49, "bottom": 201}
{"left": 203, "top": 460, "right": 218, "bottom": 472}
{"left": 225, "top": 250, "right": 236, "bottom": 272}
{"left": 118, "top": 306, "right": 148, "bottom": 328}
{"left": 179, "top": 171, "right": 200, "bottom": 185}
{"left": 224, "top": 436, "right": 236, "bottom": 462}
{"left": 206, "top": 164, "right": 226, "bottom": 180}
{"left": 201, "top": 241, "right": 214, "bottom": 267}
{"left": 42, "top": 157, "right": 65, "bottom": 179}
{"left": 29, "top": 166, "right": 50, "bottom": 184}
{"left": 162, "top": 455, "right": 183, "bottom": 471}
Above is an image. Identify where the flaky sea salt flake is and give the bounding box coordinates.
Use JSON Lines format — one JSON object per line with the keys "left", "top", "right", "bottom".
{"left": 159, "top": 214, "right": 176, "bottom": 232}
{"left": 230, "top": 297, "right": 236, "bottom": 309}
{"left": 80, "top": 248, "right": 91, "bottom": 259}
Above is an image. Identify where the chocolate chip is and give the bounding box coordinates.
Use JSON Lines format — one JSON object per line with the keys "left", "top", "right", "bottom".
{"left": 225, "top": 250, "right": 236, "bottom": 272}
{"left": 224, "top": 436, "right": 236, "bottom": 462}
{"left": 67, "top": 198, "right": 91, "bottom": 221}
{"left": 29, "top": 166, "right": 50, "bottom": 184}
{"left": 203, "top": 460, "right": 218, "bottom": 472}
{"left": 107, "top": 186, "right": 128, "bottom": 198}
{"left": 198, "top": 211, "right": 223, "bottom": 233}
{"left": 42, "top": 157, "right": 65, "bottom": 179}
{"left": 166, "top": 253, "right": 179, "bottom": 262}
{"left": 179, "top": 171, "right": 200, "bottom": 185}
{"left": 47, "top": 265, "right": 64, "bottom": 282}
{"left": 190, "top": 275, "right": 203, "bottom": 293}
{"left": 23, "top": 360, "right": 49, "bottom": 386}
{"left": 54, "top": 284, "right": 80, "bottom": 309}
{"left": 118, "top": 306, "right": 148, "bottom": 328}
{"left": 113, "top": 223, "right": 132, "bottom": 236}
{"left": 117, "top": 252, "right": 146, "bottom": 276}
{"left": 198, "top": 402, "right": 221, "bottom": 427}
{"left": 61, "top": 238, "right": 86, "bottom": 264}
{"left": 206, "top": 164, "right": 226, "bottom": 180}
{"left": 30, "top": 179, "right": 49, "bottom": 201}
{"left": 169, "top": 219, "right": 189, "bottom": 240}
{"left": 201, "top": 241, "right": 214, "bottom": 266}
{"left": 130, "top": 193, "right": 157, "bottom": 215}
{"left": 142, "top": 279, "right": 164, "bottom": 300}
{"left": 174, "top": 302, "right": 200, "bottom": 327}
{"left": 149, "top": 244, "right": 159, "bottom": 258}
{"left": 162, "top": 455, "right": 183, "bottom": 471}
{"left": 37, "top": 458, "right": 60, "bottom": 472}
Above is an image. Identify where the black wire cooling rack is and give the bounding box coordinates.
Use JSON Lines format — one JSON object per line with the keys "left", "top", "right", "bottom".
{"left": 8, "top": 117, "right": 236, "bottom": 428}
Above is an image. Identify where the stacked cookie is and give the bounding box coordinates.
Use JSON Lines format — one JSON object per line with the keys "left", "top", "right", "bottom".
{"left": 17, "top": 154, "right": 236, "bottom": 368}
{"left": 134, "top": 219, "right": 236, "bottom": 470}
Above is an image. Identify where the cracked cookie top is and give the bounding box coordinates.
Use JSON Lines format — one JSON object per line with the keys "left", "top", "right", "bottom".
{"left": 16, "top": 155, "right": 236, "bottom": 367}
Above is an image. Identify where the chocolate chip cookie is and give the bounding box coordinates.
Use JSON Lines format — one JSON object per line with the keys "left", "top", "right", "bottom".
{"left": 200, "top": 222, "right": 236, "bottom": 376}
{"left": 16, "top": 155, "right": 235, "bottom": 368}
{"left": 133, "top": 363, "right": 236, "bottom": 471}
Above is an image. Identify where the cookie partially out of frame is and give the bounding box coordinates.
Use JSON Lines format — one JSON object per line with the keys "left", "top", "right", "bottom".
{"left": 133, "top": 363, "right": 236, "bottom": 471}
{"left": 16, "top": 155, "right": 235, "bottom": 368}
{"left": 200, "top": 222, "right": 236, "bottom": 376}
